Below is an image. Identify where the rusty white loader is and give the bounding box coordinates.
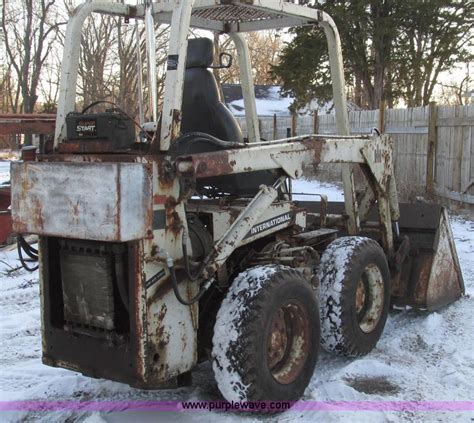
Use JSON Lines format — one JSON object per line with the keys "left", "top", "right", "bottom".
{"left": 11, "top": 1, "right": 464, "bottom": 403}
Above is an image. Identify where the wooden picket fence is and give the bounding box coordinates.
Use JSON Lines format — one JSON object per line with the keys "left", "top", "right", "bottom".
{"left": 236, "top": 104, "right": 474, "bottom": 205}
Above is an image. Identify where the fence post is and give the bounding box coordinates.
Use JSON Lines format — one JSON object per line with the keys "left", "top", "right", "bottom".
{"left": 313, "top": 112, "right": 319, "bottom": 134}
{"left": 258, "top": 118, "right": 262, "bottom": 140}
{"left": 426, "top": 101, "right": 438, "bottom": 194}
{"left": 291, "top": 112, "right": 297, "bottom": 137}
{"left": 273, "top": 114, "right": 277, "bottom": 140}
{"left": 378, "top": 100, "right": 386, "bottom": 133}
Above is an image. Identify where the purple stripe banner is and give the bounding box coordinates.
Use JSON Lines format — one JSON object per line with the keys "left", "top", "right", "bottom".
{"left": 0, "top": 401, "right": 473, "bottom": 413}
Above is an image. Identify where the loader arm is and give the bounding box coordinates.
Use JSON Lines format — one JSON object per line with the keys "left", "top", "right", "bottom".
{"left": 176, "top": 133, "right": 399, "bottom": 258}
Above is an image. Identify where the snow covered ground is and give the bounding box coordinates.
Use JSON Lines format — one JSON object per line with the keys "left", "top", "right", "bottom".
{"left": 0, "top": 176, "right": 473, "bottom": 422}
{"left": 0, "top": 161, "right": 10, "bottom": 185}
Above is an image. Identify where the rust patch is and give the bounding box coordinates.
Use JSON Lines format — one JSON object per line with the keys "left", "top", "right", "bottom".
{"left": 133, "top": 244, "right": 145, "bottom": 380}
{"left": 57, "top": 141, "right": 119, "bottom": 154}
{"left": 156, "top": 303, "right": 168, "bottom": 335}
{"left": 153, "top": 195, "right": 167, "bottom": 205}
{"left": 413, "top": 255, "right": 433, "bottom": 306}
{"left": 301, "top": 136, "right": 324, "bottom": 164}
{"left": 197, "top": 161, "right": 207, "bottom": 174}
{"left": 165, "top": 197, "right": 183, "bottom": 238}
{"left": 0, "top": 114, "right": 55, "bottom": 135}
{"left": 38, "top": 153, "right": 140, "bottom": 163}
{"left": 157, "top": 157, "right": 175, "bottom": 190}
{"left": 148, "top": 275, "right": 173, "bottom": 304}
{"left": 170, "top": 109, "right": 182, "bottom": 140}
{"left": 31, "top": 197, "right": 44, "bottom": 231}
{"left": 266, "top": 300, "right": 310, "bottom": 385}
{"left": 178, "top": 150, "right": 234, "bottom": 178}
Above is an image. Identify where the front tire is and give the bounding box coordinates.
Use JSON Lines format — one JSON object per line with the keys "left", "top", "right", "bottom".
{"left": 212, "top": 265, "right": 320, "bottom": 402}
{"left": 318, "top": 236, "right": 391, "bottom": 357}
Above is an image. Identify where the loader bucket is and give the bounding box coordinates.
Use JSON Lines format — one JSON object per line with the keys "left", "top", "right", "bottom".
{"left": 392, "top": 203, "right": 465, "bottom": 311}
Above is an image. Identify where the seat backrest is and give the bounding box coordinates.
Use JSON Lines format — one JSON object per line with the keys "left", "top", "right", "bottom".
{"left": 181, "top": 38, "right": 243, "bottom": 143}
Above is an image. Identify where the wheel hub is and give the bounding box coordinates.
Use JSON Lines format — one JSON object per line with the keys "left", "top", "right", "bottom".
{"left": 356, "top": 264, "right": 385, "bottom": 333}
{"left": 266, "top": 301, "right": 310, "bottom": 385}
{"left": 267, "top": 309, "right": 288, "bottom": 369}
{"left": 355, "top": 279, "right": 367, "bottom": 314}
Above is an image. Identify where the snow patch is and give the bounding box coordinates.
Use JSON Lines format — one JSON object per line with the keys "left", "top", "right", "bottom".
{"left": 337, "top": 359, "right": 404, "bottom": 380}
{"left": 0, "top": 160, "right": 10, "bottom": 185}
{"left": 311, "top": 381, "right": 360, "bottom": 401}
{"left": 83, "top": 414, "right": 109, "bottom": 423}
{"left": 292, "top": 179, "right": 344, "bottom": 202}
{"left": 423, "top": 312, "right": 443, "bottom": 332}
{"left": 228, "top": 86, "right": 293, "bottom": 117}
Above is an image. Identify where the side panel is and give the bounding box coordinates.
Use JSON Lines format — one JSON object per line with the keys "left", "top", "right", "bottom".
{"left": 141, "top": 160, "right": 197, "bottom": 384}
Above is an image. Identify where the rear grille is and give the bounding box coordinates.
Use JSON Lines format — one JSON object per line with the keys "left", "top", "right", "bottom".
{"left": 59, "top": 240, "right": 128, "bottom": 332}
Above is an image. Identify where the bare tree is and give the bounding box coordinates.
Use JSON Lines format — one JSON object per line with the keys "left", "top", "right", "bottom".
{"left": 247, "top": 31, "right": 283, "bottom": 85}
{"left": 0, "top": 62, "right": 20, "bottom": 113}
{"left": 1, "top": 0, "right": 64, "bottom": 114}
{"left": 77, "top": 14, "right": 117, "bottom": 109}
{"left": 70, "top": 7, "right": 171, "bottom": 122}
{"left": 437, "top": 69, "right": 473, "bottom": 106}
{"left": 39, "top": 46, "right": 62, "bottom": 113}
{"left": 215, "top": 31, "right": 283, "bottom": 86}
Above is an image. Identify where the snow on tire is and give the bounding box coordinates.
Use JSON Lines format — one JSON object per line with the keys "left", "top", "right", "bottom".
{"left": 212, "top": 265, "right": 320, "bottom": 402}
{"left": 318, "top": 236, "right": 391, "bottom": 357}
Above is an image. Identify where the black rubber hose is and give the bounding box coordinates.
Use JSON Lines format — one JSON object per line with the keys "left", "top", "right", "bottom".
{"left": 114, "top": 254, "right": 129, "bottom": 312}
{"left": 18, "top": 235, "right": 38, "bottom": 260}
{"left": 17, "top": 236, "right": 38, "bottom": 272}
{"left": 169, "top": 263, "right": 212, "bottom": 306}
{"left": 20, "top": 237, "right": 38, "bottom": 255}
{"left": 182, "top": 230, "right": 209, "bottom": 282}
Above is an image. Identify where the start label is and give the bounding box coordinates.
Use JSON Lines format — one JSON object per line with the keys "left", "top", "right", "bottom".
{"left": 76, "top": 119, "right": 97, "bottom": 136}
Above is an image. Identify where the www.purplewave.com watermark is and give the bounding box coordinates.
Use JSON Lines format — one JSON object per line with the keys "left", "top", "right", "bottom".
{"left": 0, "top": 400, "right": 473, "bottom": 413}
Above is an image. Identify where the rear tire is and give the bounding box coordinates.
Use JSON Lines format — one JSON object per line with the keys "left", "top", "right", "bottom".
{"left": 212, "top": 265, "right": 320, "bottom": 402}
{"left": 318, "top": 236, "right": 390, "bottom": 357}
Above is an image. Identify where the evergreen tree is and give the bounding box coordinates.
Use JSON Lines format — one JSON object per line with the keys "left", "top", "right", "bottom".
{"left": 272, "top": 0, "right": 473, "bottom": 109}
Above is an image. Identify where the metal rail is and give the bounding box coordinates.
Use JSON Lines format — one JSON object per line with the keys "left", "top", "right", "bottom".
{"left": 0, "top": 114, "right": 55, "bottom": 135}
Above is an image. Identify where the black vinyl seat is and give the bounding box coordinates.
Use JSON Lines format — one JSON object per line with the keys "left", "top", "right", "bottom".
{"left": 175, "top": 38, "right": 278, "bottom": 197}
{"left": 181, "top": 38, "right": 243, "bottom": 142}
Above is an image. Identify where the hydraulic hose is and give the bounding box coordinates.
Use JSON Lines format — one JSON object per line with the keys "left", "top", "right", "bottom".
{"left": 181, "top": 229, "right": 209, "bottom": 282}
{"left": 17, "top": 234, "right": 39, "bottom": 272}
{"left": 114, "top": 253, "right": 129, "bottom": 312}
{"left": 164, "top": 253, "right": 214, "bottom": 306}
{"left": 18, "top": 235, "right": 38, "bottom": 259}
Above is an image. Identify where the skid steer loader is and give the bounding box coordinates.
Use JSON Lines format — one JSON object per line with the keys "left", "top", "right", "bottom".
{"left": 10, "top": 1, "right": 464, "bottom": 403}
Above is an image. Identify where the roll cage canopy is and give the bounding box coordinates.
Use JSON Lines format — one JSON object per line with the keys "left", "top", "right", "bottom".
{"left": 55, "top": 0, "right": 356, "bottom": 232}
{"left": 55, "top": 0, "right": 349, "bottom": 149}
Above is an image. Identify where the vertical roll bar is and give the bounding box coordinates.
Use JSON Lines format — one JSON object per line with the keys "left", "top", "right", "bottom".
{"left": 230, "top": 33, "right": 261, "bottom": 143}
{"left": 318, "top": 12, "right": 360, "bottom": 234}
{"left": 53, "top": 2, "right": 133, "bottom": 148}
{"left": 158, "top": 0, "right": 194, "bottom": 152}
{"left": 145, "top": 2, "right": 158, "bottom": 123}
